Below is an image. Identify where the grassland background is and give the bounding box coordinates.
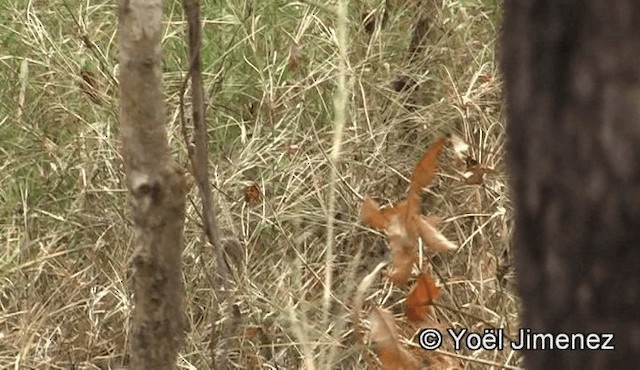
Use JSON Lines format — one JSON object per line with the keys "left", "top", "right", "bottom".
{"left": 0, "top": 0, "right": 516, "bottom": 368}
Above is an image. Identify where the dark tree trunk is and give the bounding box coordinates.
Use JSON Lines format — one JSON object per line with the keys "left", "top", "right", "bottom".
{"left": 502, "top": 1, "right": 640, "bottom": 369}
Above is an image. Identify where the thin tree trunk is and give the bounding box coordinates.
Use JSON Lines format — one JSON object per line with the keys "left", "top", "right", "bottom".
{"left": 503, "top": 1, "right": 640, "bottom": 368}
{"left": 118, "top": 0, "right": 187, "bottom": 368}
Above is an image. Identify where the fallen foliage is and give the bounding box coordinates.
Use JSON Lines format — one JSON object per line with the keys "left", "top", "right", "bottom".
{"left": 370, "top": 308, "right": 420, "bottom": 370}
{"left": 405, "top": 272, "right": 440, "bottom": 322}
{"left": 360, "top": 137, "right": 458, "bottom": 285}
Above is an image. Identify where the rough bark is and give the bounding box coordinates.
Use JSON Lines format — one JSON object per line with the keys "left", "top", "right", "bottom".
{"left": 502, "top": 1, "right": 640, "bottom": 368}
{"left": 118, "top": 0, "right": 187, "bottom": 368}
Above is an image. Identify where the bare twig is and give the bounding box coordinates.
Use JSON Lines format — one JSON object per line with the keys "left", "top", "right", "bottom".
{"left": 180, "top": 1, "right": 243, "bottom": 368}
{"left": 181, "top": 1, "right": 222, "bottom": 254}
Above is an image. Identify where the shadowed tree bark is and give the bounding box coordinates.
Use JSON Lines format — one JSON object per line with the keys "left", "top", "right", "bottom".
{"left": 118, "top": 0, "right": 187, "bottom": 368}
{"left": 503, "top": 1, "right": 640, "bottom": 368}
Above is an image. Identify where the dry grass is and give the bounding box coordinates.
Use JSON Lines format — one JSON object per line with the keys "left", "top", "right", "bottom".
{"left": 0, "top": 0, "right": 517, "bottom": 369}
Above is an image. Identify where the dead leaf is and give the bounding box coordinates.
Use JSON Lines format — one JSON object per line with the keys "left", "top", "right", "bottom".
{"left": 360, "top": 197, "right": 390, "bottom": 230}
{"left": 423, "top": 215, "right": 442, "bottom": 229}
{"left": 409, "top": 137, "right": 446, "bottom": 195}
{"left": 446, "top": 134, "right": 495, "bottom": 185}
{"left": 387, "top": 235, "right": 417, "bottom": 285}
{"left": 405, "top": 272, "right": 441, "bottom": 322}
{"left": 361, "top": 137, "right": 455, "bottom": 286}
{"left": 463, "top": 157, "right": 495, "bottom": 185}
{"left": 415, "top": 215, "right": 458, "bottom": 252}
{"left": 243, "top": 325, "right": 264, "bottom": 340}
{"left": 244, "top": 183, "right": 261, "bottom": 204}
{"left": 370, "top": 308, "right": 420, "bottom": 370}
{"left": 353, "top": 262, "right": 387, "bottom": 340}
{"left": 287, "top": 43, "right": 299, "bottom": 72}
{"left": 79, "top": 68, "right": 101, "bottom": 105}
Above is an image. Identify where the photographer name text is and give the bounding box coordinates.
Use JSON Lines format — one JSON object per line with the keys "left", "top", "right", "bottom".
{"left": 417, "top": 328, "right": 615, "bottom": 351}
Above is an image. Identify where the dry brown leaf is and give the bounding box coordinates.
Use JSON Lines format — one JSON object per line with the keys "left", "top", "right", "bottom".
{"left": 415, "top": 215, "right": 458, "bottom": 252}
{"left": 463, "top": 157, "right": 496, "bottom": 185}
{"left": 79, "top": 68, "right": 101, "bottom": 105}
{"left": 353, "top": 262, "right": 387, "bottom": 340}
{"left": 361, "top": 137, "right": 456, "bottom": 286}
{"left": 405, "top": 272, "right": 441, "bottom": 322}
{"left": 243, "top": 325, "right": 264, "bottom": 340}
{"left": 370, "top": 308, "right": 420, "bottom": 370}
{"left": 360, "top": 197, "right": 390, "bottom": 230}
{"left": 387, "top": 235, "right": 417, "bottom": 286}
{"left": 287, "top": 43, "right": 299, "bottom": 72}
{"left": 447, "top": 134, "right": 496, "bottom": 185}
{"left": 383, "top": 203, "right": 418, "bottom": 286}
{"left": 463, "top": 169, "right": 485, "bottom": 185}
{"left": 409, "top": 137, "right": 446, "bottom": 195}
{"left": 423, "top": 215, "right": 442, "bottom": 229}
{"left": 244, "top": 183, "right": 261, "bottom": 205}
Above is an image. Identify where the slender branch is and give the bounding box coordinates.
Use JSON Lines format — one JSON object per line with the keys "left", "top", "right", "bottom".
{"left": 321, "top": 0, "right": 349, "bottom": 367}
{"left": 181, "top": 1, "right": 240, "bottom": 368}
